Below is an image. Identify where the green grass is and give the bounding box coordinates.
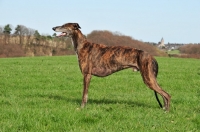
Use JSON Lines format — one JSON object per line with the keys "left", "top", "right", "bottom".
{"left": 167, "top": 50, "right": 180, "bottom": 54}
{"left": 0, "top": 56, "right": 199, "bottom": 131}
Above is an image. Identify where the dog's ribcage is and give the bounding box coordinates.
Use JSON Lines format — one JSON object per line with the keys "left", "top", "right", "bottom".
{"left": 77, "top": 42, "right": 141, "bottom": 77}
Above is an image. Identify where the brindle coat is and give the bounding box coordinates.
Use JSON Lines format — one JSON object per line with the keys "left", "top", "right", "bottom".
{"left": 52, "top": 23, "right": 171, "bottom": 111}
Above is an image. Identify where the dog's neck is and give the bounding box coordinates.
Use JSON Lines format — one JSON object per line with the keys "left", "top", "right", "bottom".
{"left": 71, "top": 29, "right": 86, "bottom": 54}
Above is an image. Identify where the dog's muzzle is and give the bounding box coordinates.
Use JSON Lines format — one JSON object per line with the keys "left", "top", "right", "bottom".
{"left": 52, "top": 27, "right": 57, "bottom": 31}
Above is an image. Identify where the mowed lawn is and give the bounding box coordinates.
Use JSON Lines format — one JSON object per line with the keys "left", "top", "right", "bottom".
{"left": 0, "top": 56, "right": 199, "bottom": 131}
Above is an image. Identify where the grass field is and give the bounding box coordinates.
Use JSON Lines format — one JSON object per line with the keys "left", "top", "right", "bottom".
{"left": 167, "top": 50, "right": 180, "bottom": 54}
{"left": 0, "top": 56, "right": 199, "bottom": 131}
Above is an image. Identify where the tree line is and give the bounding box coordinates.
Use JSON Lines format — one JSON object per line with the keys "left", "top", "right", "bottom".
{"left": 0, "top": 24, "right": 74, "bottom": 57}
{"left": 0, "top": 24, "right": 58, "bottom": 45}
{"left": 0, "top": 24, "right": 168, "bottom": 58}
{"left": 7, "top": 24, "right": 200, "bottom": 58}
{"left": 177, "top": 44, "right": 200, "bottom": 59}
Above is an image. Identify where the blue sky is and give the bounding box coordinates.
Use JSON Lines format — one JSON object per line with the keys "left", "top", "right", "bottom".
{"left": 0, "top": 0, "right": 200, "bottom": 43}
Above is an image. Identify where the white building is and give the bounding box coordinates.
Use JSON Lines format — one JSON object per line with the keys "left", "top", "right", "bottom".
{"left": 158, "top": 37, "right": 165, "bottom": 48}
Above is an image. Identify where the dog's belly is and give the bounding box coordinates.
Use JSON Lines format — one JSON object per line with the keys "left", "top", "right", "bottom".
{"left": 91, "top": 67, "right": 113, "bottom": 77}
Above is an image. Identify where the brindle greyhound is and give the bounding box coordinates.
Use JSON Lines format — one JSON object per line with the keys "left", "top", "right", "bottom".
{"left": 52, "top": 23, "right": 171, "bottom": 111}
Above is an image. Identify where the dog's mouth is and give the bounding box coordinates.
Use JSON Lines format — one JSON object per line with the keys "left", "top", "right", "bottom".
{"left": 52, "top": 27, "right": 68, "bottom": 37}
{"left": 57, "top": 32, "right": 67, "bottom": 37}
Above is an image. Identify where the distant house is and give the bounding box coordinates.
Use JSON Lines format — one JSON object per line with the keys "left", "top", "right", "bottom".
{"left": 166, "top": 43, "right": 184, "bottom": 50}
{"left": 146, "top": 37, "right": 184, "bottom": 50}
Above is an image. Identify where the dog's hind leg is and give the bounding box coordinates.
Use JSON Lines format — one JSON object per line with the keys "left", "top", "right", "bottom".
{"left": 152, "top": 59, "right": 163, "bottom": 108}
{"left": 141, "top": 70, "right": 170, "bottom": 111}
{"left": 138, "top": 55, "right": 171, "bottom": 111}
{"left": 81, "top": 74, "right": 92, "bottom": 108}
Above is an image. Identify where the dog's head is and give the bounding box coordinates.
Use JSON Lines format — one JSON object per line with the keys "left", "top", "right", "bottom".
{"left": 52, "top": 23, "right": 81, "bottom": 37}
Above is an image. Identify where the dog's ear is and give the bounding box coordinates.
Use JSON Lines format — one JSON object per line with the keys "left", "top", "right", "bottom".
{"left": 73, "top": 23, "right": 81, "bottom": 30}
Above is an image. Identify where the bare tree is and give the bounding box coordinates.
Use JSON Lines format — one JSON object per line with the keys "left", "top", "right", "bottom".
{"left": 0, "top": 26, "right": 3, "bottom": 34}
{"left": 0, "top": 26, "right": 3, "bottom": 45}
{"left": 26, "top": 27, "right": 35, "bottom": 44}
{"left": 14, "top": 25, "right": 35, "bottom": 45}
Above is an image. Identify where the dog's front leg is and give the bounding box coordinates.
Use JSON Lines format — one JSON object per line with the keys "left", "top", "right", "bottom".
{"left": 81, "top": 74, "right": 92, "bottom": 108}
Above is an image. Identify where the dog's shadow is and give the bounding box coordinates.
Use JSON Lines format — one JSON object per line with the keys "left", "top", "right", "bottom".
{"left": 47, "top": 95, "right": 158, "bottom": 109}
{"left": 86, "top": 98, "right": 157, "bottom": 109}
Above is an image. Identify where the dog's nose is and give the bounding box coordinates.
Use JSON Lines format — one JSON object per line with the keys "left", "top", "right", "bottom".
{"left": 52, "top": 27, "right": 56, "bottom": 31}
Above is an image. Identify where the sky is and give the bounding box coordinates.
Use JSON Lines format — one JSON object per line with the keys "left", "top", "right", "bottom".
{"left": 0, "top": 0, "right": 200, "bottom": 44}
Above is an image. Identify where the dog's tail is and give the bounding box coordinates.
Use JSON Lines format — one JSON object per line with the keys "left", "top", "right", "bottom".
{"left": 152, "top": 58, "right": 158, "bottom": 78}
{"left": 152, "top": 58, "right": 163, "bottom": 108}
